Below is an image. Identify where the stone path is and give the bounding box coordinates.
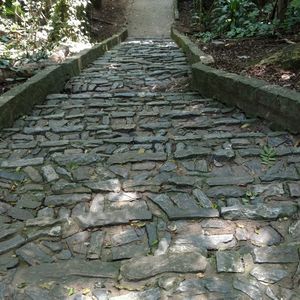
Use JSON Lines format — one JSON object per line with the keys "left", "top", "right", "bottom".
{"left": 0, "top": 39, "right": 299, "bottom": 300}
{"left": 127, "top": 0, "right": 173, "bottom": 38}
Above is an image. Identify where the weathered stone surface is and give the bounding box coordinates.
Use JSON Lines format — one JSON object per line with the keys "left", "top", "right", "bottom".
{"left": 110, "top": 288, "right": 160, "bottom": 300}
{"left": 207, "top": 186, "right": 245, "bottom": 198}
{"left": 250, "top": 265, "right": 289, "bottom": 283}
{"left": 107, "top": 152, "right": 167, "bottom": 164}
{"left": 16, "top": 242, "right": 54, "bottom": 265}
{"left": 288, "top": 182, "right": 300, "bottom": 197}
{"left": 87, "top": 231, "right": 105, "bottom": 259}
{"left": 149, "top": 194, "right": 219, "bottom": 219}
{"left": 7, "top": 207, "right": 34, "bottom": 220}
{"left": 41, "top": 165, "right": 59, "bottom": 182}
{"left": 76, "top": 208, "right": 152, "bottom": 228}
{"left": 207, "top": 176, "right": 253, "bottom": 186}
{"left": 221, "top": 204, "right": 297, "bottom": 220}
{"left": 172, "top": 234, "right": 235, "bottom": 251}
{"left": 1, "top": 157, "right": 44, "bottom": 168}
{"left": 52, "top": 153, "right": 103, "bottom": 166}
{"left": 174, "top": 148, "right": 211, "bottom": 159}
{"left": 13, "top": 259, "right": 120, "bottom": 284}
{"left": 233, "top": 278, "right": 262, "bottom": 300}
{"left": 216, "top": 251, "right": 244, "bottom": 273}
{"left": 192, "top": 189, "right": 213, "bottom": 208}
{"left": 121, "top": 252, "right": 207, "bottom": 280}
{"left": 0, "top": 235, "right": 25, "bottom": 255}
{"left": 45, "top": 194, "right": 91, "bottom": 206}
{"left": 253, "top": 245, "right": 299, "bottom": 263}
{"left": 0, "top": 170, "right": 26, "bottom": 182}
{"left": 250, "top": 226, "right": 282, "bottom": 246}
{"left": 85, "top": 179, "right": 121, "bottom": 192}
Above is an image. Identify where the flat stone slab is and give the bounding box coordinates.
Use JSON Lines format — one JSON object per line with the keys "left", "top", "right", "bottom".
{"left": 107, "top": 152, "right": 167, "bottom": 164}
{"left": 121, "top": 252, "right": 207, "bottom": 280}
{"left": 76, "top": 209, "right": 152, "bottom": 228}
{"left": 1, "top": 157, "right": 44, "bottom": 168}
{"left": 253, "top": 245, "right": 299, "bottom": 263}
{"left": 216, "top": 251, "right": 244, "bottom": 273}
{"left": 250, "top": 265, "right": 290, "bottom": 283}
{"left": 221, "top": 204, "right": 297, "bottom": 220}
{"left": 149, "top": 194, "right": 219, "bottom": 219}
{"left": 44, "top": 194, "right": 91, "bottom": 206}
{"left": 13, "top": 259, "right": 120, "bottom": 284}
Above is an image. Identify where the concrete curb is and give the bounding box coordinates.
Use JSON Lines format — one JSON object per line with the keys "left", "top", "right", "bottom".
{"left": 0, "top": 29, "right": 128, "bottom": 130}
{"left": 171, "top": 27, "right": 214, "bottom": 65}
{"left": 171, "top": 28, "right": 300, "bottom": 133}
{"left": 192, "top": 63, "right": 300, "bottom": 133}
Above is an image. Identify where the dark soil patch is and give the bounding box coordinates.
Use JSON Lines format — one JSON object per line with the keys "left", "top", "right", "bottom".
{"left": 90, "top": 0, "right": 128, "bottom": 42}
{"left": 175, "top": 0, "right": 300, "bottom": 92}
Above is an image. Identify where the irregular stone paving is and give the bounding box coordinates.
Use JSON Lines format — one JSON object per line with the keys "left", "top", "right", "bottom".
{"left": 0, "top": 39, "right": 299, "bottom": 300}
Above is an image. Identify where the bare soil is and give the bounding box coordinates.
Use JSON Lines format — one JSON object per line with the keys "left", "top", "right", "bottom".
{"left": 175, "top": 0, "right": 300, "bottom": 92}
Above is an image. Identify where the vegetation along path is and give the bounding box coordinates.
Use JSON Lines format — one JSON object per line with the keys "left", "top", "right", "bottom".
{"left": 0, "top": 13, "right": 300, "bottom": 300}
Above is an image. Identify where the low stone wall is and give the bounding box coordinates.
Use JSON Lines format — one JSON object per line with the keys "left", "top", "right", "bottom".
{"left": 171, "top": 27, "right": 214, "bottom": 65}
{"left": 171, "top": 29, "right": 300, "bottom": 133}
{"left": 0, "top": 29, "right": 128, "bottom": 129}
{"left": 192, "top": 63, "right": 300, "bottom": 133}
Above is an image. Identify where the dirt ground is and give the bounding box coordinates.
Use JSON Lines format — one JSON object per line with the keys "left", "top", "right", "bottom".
{"left": 90, "top": 0, "right": 129, "bottom": 42}
{"left": 175, "top": 0, "right": 300, "bottom": 92}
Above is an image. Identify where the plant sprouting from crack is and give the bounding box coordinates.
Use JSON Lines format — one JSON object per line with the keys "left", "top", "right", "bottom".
{"left": 260, "top": 145, "right": 277, "bottom": 166}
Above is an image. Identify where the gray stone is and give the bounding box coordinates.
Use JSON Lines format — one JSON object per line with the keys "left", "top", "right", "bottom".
{"left": 23, "top": 166, "right": 43, "bottom": 182}
{"left": 221, "top": 203, "right": 297, "bottom": 220}
{"left": 17, "top": 193, "right": 43, "bottom": 209}
{"left": 149, "top": 194, "right": 219, "bottom": 219}
{"left": 111, "top": 243, "right": 148, "bottom": 260}
{"left": 0, "top": 252, "right": 19, "bottom": 270}
{"left": 93, "top": 289, "right": 109, "bottom": 300}
{"left": 132, "top": 162, "right": 156, "bottom": 171}
{"left": 45, "top": 193, "right": 91, "bottom": 206}
{"left": 87, "top": 231, "right": 105, "bottom": 259}
{"left": 216, "top": 251, "right": 244, "bottom": 273}
{"left": 250, "top": 265, "right": 289, "bottom": 283}
{"left": 260, "top": 161, "right": 299, "bottom": 182}
{"left": 109, "top": 165, "right": 129, "bottom": 178}
{"left": 41, "top": 165, "right": 59, "bottom": 182}
{"left": 85, "top": 179, "right": 121, "bottom": 192}
{"left": 13, "top": 259, "right": 120, "bottom": 284}
{"left": 37, "top": 207, "right": 55, "bottom": 218}
{"left": 288, "top": 182, "right": 300, "bottom": 197}
{"left": 250, "top": 226, "right": 281, "bottom": 246}
{"left": 253, "top": 245, "right": 299, "bottom": 263}
{"left": 207, "top": 176, "right": 253, "bottom": 186}
{"left": 1, "top": 157, "right": 44, "bottom": 168}
{"left": 56, "top": 249, "right": 72, "bottom": 260}
{"left": 172, "top": 234, "right": 235, "bottom": 251}
{"left": 7, "top": 207, "right": 34, "bottom": 221}
{"left": 77, "top": 208, "right": 152, "bottom": 228}
{"left": 52, "top": 153, "right": 103, "bottom": 166}
{"left": 233, "top": 278, "right": 262, "bottom": 300}
{"left": 252, "top": 183, "right": 284, "bottom": 197}
{"left": 0, "top": 170, "right": 26, "bottom": 182}
{"left": 107, "top": 152, "right": 167, "bottom": 164}
{"left": 174, "top": 148, "right": 211, "bottom": 159}
{"left": 110, "top": 288, "right": 160, "bottom": 300}
{"left": 207, "top": 186, "right": 245, "bottom": 198}
{"left": 192, "top": 189, "right": 213, "bottom": 208}
{"left": 16, "top": 242, "right": 54, "bottom": 265}
{"left": 213, "top": 148, "right": 235, "bottom": 160}
{"left": 0, "top": 235, "right": 25, "bottom": 255}
{"left": 121, "top": 252, "right": 207, "bottom": 280}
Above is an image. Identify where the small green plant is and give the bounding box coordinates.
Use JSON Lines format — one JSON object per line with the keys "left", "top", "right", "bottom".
{"left": 260, "top": 145, "right": 277, "bottom": 166}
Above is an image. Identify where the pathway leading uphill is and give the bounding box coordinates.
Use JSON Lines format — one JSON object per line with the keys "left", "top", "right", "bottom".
{"left": 0, "top": 4, "right": 300, "bottom": 300}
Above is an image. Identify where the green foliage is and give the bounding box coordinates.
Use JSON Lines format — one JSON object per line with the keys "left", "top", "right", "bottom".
{"left": 260, "top": 145, "right": 277, "bottom": 166}
{"left": 0, "top": 0, "right": 91, "bottom": 67}
{"left": 196, "top": 0, "right": 300, "bottom": 41}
